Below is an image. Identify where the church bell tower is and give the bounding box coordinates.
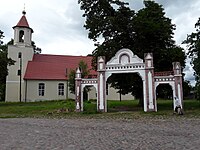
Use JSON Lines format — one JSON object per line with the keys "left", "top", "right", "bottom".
{"left": 6, "top": 10, "right": 34, "bottom": 102}
{"left": 13, "top": 10, "right": 33, "bottom": 46}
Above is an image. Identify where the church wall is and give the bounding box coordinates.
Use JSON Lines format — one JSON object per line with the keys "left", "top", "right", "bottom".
{"left": 24, "top": 80, "right": 133, "bottom": 102}
{"left": 83, "top": 85, "right": 134, "bottom": 101}
{"left": 87, "top": 86, "right": 97, "bottom": 100}
{"left": 106, "top": 85, "right": 135, "bottom": 100}
{"left": 25, "top": 80, "right": 75, "bottom": 102}
{"left": 5, "top": 82, "right": 21, "bottom": 102}
{"left": 6, "top": 45, "right": 34, "bottom": 102}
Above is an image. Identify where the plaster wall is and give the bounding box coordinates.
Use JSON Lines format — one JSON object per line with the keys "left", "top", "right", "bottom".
{"left": 6, "top": 45, "right": 34, "bottom": 102}
{"left": 25, "top": 80, "right": 74, "bottom": 102}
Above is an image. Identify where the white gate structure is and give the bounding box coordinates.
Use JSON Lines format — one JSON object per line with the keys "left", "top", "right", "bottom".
{"left": 75, "top": 48, "right": 183, "bottom": 112}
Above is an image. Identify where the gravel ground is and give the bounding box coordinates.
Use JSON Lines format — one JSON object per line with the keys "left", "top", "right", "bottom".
{"left": 0, "top": 118, "right": 200, "bottom": 150}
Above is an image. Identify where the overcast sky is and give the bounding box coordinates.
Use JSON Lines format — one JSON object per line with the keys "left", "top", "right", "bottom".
{"left": 1, "top": 0, "right": 199, "bottom": 86}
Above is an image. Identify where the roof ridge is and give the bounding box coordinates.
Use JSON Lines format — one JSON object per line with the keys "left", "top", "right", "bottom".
{"left": 34, "top": 54, "right": 90, "bottom": 57}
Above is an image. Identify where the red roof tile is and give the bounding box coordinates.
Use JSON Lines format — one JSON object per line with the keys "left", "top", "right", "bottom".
{"left": 13, "top": 13, "right": 33, "bottom": 32}
{"left": 24, "top": 54, "right": 97, "bottom": 80}
{"left": 16, "top": 15, "right": 30, "bottom": 27}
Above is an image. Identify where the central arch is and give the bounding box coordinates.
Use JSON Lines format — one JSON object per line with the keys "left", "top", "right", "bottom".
{"left": 106, "top": 72, "right": 143, "bottom": 112}
{"left": 97, "top": 48, "right": 156, "bottom": 112}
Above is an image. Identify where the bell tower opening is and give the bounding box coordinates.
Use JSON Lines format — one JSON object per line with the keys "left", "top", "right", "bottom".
{"left": 19, "top": 30, "right": 24, "bottom": 43}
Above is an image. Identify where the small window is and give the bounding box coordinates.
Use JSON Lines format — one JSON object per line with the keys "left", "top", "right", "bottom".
{"left": 58, "top": 83, "right": 64, "bottom": 96}
{"left": 39, "top": 83, "right": 45, "bottom": 96}
{"left": 18, "top": 52, "right": 22, "bottom": 58}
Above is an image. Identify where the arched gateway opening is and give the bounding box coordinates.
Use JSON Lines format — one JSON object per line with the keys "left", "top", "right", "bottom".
{"left": 75, "top": 48, "right": 183, "bottom": 112}
{"left": 156, "top": 84, "right": 173, "bottom": 110}
{"left": 106, "top": 73, "right": 143, "bottom": 112}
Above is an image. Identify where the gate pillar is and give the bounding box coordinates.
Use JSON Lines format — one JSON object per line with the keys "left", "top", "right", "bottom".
{"left": 97, "top": 56, "right": 106, "bottom": 112}
{"left": 75, "top": 68, "right": 82, "bottom": 112}
{"left": 173, "top": 62, "right": 183, "bottom": 110}
{"left": 144, "top": 53, "right": 156, "bottom": 112}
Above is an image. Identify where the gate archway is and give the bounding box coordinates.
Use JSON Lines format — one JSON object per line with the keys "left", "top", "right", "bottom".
{"left": 75, "top": 48, "right": 183, "bottom": 112}
{"left": 96, "top": 49, "right": 156, "bottom": 112}
{"left": 106, "top": 72, "right": 143, "bottom": 112}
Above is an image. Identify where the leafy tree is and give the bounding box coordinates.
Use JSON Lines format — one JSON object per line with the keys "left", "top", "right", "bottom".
{"left": 79, "top": 0, "right": 186, "bottom": 104}
{"left": 78, "top": 0, "right": 134, "bottom": 68}
{"left": 156, "top": 84, "right": 173, "bottom": 99}
{"left": 0, "top": 30, "right": 4, "bottom": 45}
{"left": 0, "top": 30, "right": 15, "bottom": 101}
{"left": 183, "top": 18, "right": 200, "bottom": 99}
{"left": 32, "top": 41, "right": 42, "bottom": 54}
{"left": 107, "top": 73, "right": 143, "bottom": 101}
{"left": 68, "top": 60, "right": 90, "bottom": 95}
{"left": 133, "top": 1, "right": 185, "bottom": 71}
{"left": 68, "top": 69, "right": 76, "bottom": 94}
{"left": 183, "top": 80, "right": 192, "bottom": 99}
{"left": 79, "top": 0, "right": 137, "bottom": 102}
{"left": 195, "top": 83, "right": 200, "bottom": 100}
{"left": 79, "top": 60, "right": 90, "bottom": 78}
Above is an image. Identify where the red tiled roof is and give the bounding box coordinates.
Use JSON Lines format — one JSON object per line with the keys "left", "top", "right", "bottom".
{"left": 16, "top": 15, "right": 30, "bottom": 27}
{"left": 24, "top": 54, "right": 97, "bottom": 80}
{"left": 13, "top": 13, "right": 33, "bottom": 32}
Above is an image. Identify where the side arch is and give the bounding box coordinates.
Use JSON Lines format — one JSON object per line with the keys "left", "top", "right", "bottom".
{"left": 154, "top": 82, "right": 176, "bottom": 110}
{"left": 81, "top": 82, "right": 98, "bottom": 111}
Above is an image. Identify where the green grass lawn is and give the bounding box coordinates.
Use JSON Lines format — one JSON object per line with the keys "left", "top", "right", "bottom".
{"left": 0, "top": 99, "right": 200, "bottom": 119}
{"left": 0, "top": 100, "right": 75, "bottom": 118}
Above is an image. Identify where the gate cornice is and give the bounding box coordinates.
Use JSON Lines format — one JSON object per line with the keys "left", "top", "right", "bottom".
{"left": 104, "top": 48, "right": 146, "bottom": 81}
{"left": 107, "top": 48, "right": 143, "bottom": 65}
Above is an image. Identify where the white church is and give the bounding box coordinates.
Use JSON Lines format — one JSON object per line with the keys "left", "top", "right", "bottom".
{"left": 5, "top": 11, "right": 133, "bottom": 103}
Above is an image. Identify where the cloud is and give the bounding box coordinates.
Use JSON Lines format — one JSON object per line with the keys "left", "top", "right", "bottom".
{"left": 183, "top": 58, "right": 196, "bottom": 86}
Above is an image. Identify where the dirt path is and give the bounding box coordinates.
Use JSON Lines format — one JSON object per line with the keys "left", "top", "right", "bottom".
{"left": 0, "top": 118, "right": 199, "bottom": 150}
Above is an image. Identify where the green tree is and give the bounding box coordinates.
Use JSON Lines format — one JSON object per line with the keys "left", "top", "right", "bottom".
{"left": 0, "top": 30, "right": 4, "bottom": 45}
{"left": 68, "top": 60, "right": 90, "bottom": 95}
{"left": 133, "top": 1, "right": 186, "bottom": 71}
{"left": 0, "top": 30, "right": 15, "bottom": 101}
{"left": 183, "top": 18, "right": 200, "bottom": 99}
{"left": 108, "top": 73, "right": 143, "bottom": 101}
{"left": 79, "top": 0, "right": 138, "bottom": 102}
{"left": 183, "top": 80, "right": 192, "bottom": 99}
{"left": 79, "top": 0, "right": 186, "bottom": 104}
{"left": 68, "top": 69, "right": 76, "bottom": 94}
{"left": 32, "top": 41, "right": 42, "bottom": 54}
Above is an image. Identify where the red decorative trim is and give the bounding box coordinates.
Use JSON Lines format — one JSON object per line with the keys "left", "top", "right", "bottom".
{"left": 154, "top": 71, "right": 174, "bottom": 76}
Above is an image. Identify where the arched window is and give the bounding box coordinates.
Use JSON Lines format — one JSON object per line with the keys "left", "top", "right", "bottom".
{"left": 38, "top": 83, "right": 45, "bottom": 96}
{"left": 19, "top": 30, "right": 24, "bottom": 42}
{"left": 58, "top": 83, "right": 64, "bottom": 96}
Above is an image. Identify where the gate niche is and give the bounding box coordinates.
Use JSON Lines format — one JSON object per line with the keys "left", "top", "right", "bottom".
{"left": 75, "top": 48, "right": 183, "bottom": 112}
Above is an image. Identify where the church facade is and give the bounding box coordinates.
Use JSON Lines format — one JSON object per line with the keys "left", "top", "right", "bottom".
{"left": 6, "top": 11, "right": 133, "bottom": 102}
